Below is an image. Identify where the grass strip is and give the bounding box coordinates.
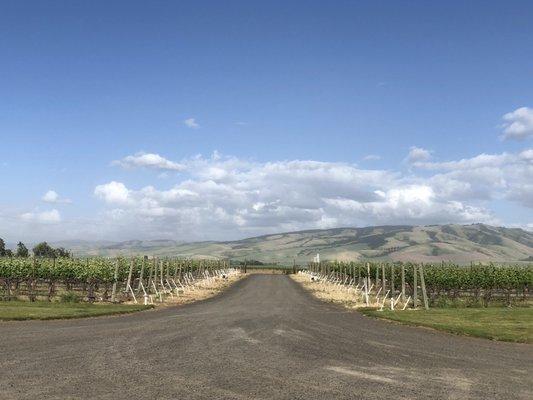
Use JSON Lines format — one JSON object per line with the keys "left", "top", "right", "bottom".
{"left": 360, "top": 307, "right": 533, "bottom": 343}
{"left": 0, "top": 301, "right": 152, "bottom": 321}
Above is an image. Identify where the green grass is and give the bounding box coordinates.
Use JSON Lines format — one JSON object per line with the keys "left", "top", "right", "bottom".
{"left": 0, "top": 301, "right": 153, "bottom": 321}
{"left": 361, "top": 307, "right": 533, "bottom": 343}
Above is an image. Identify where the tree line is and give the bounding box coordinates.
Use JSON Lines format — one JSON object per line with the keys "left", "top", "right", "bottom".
{"left": 0, "top": 238, "right": 71, "bottom": 258}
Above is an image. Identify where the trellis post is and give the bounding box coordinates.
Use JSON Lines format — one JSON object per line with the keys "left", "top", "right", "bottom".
{"left": 137, "top": 256, "right": 146, "bottom": 291}
{"left": 390, "top": 264, "right": 395, "bottom": 295}
{"left": 419, "top": 264, "right": 429, "bottom": 310}
{"left": 126, "top": 258, "right": 134, "bottom": 294}
{"left": 413, "top": 264, "right": 418, "bottom": 308}
{"left": 111, "top": 259, "right": 119, "bottom": 303}
{"left": 401, "top": 264, "right": 406, "bottom": 302}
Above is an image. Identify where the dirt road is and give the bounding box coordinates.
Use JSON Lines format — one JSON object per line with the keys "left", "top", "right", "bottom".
{"left": 1, "top": 274, "right": 531, "bottom": 399}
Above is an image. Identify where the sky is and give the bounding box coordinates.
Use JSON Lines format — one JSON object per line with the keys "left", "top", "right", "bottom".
{"left": 1, "top": 1, "right": 533, "bottom": 243}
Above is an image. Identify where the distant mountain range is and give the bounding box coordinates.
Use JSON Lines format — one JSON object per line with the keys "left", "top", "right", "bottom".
{"left": 49, "top": 224, "right": 533, "bottom": 264}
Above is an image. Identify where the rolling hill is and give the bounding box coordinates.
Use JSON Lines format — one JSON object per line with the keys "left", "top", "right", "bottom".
{"left": 55, "top": 224, "right": 533, "bottom": 264}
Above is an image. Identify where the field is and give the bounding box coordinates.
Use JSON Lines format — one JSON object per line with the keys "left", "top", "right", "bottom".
{"left": 0, "top": 301, "right": 151, "bottom": 321}
{"left": 0, "top": 257, "right": 234, "bottom": 304}
{"left": 307, "top": 261, "right": 532, "bottom": 307}
{"left": 361, "top": 307, "right": 533, "bottom": 343}
{"left": 298, "top": 261, "right": 532, "bottom": 343}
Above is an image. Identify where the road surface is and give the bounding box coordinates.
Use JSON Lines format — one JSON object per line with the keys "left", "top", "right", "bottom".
{"left": 1, "top": 274, "right": 532, "bottom": 399}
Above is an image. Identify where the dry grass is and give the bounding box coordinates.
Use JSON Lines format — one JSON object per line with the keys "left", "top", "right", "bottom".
{"left": 291, "top": 273, "right": 380, "bottom": 309}
{"left": 149, "top": 272, "right": 244, "bottom": 307}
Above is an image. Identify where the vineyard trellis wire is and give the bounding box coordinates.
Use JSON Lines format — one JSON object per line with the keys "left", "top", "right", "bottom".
{"left": 0, "top": 256, "right": 235, "bottom": 304}
{"left": 306, "top": 261, "right": 532, "bottom": 308}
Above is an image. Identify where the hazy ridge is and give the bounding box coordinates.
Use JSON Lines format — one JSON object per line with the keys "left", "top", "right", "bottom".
{"left": 51, "top": 224, "right": 533, "bottom": 264}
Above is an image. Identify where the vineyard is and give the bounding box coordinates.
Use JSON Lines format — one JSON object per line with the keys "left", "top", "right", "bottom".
{"left": 306, "top": 261, "right": 533, "bottom": 308}
{"left": 0, "top": 257, "right": 234, "bottom": 304}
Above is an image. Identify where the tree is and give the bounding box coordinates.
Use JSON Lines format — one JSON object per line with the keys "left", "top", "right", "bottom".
{"left": 54, "top": 247, "right": 71, "bottom": 258}
{"left": 4, "top": 249, "right": 13, "bottom": 257}
{"left": 16, "top": 242, "right": 29, "bottom": 257}
{"left": 0, "top": 238, "right": 5, "bottom": 257}
{"left": 33, "top": 242, "right": 56, "bottom": 258}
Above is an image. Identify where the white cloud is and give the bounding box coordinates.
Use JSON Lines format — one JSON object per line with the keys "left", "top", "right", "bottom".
{"left": 94, "top": 181, "right": 131, "bottom": 205}
{"left": 406, "top": 146, "right": 432, "bottom": 163}
{"left": 42, "top": 190, "right": 58, "bottom": 203}
{"left": 501, "top": 107, "right": 533, "bottom": 140}
{"left": 42, "top": 190, "right": 71, "bottom": 204}
{"left": 112, "top": 152, "right": 185, "bottom": 171}
{"left": 20, "top": 209, "right": 61, "bottom": 224}
{"left": 8, "top": 145, "right": 529, "bottom": 241}
{"left": 410, "top": 148, "right": 533, "bottom": 206}
{"left": 184, "top": 118, "right": 200, "bottom": 129}
{"left": 411, "top": 152, "right": 509, "bottom": 171}
{"left": 92, "top": 152, "right": 505, "bottom": 240}
{"left": 325, "top": 185, "right": 492, "bottom": 226}
{"left": 362, "top": 154, "right": 381, "bottom": 161}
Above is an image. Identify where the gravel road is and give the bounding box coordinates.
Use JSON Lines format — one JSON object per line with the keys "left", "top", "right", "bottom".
{"left": 1, "top": 274, "right": 531, "bottom": 399}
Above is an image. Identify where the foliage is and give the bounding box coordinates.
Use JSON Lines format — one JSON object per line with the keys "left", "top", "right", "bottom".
{"left": 33, "top": 242, "right": 57, "bottom": 258}
{"left": 0, "top": 256, "right": 227, "bottom": 285}
{"left": 54, "top": 247, "right": 71, "bottom": 258}
{"left": 309, "top": 261, "right": 533, "bottom": 295}
{"left": 16, "top": 242, "right": 29, "bottom": 258}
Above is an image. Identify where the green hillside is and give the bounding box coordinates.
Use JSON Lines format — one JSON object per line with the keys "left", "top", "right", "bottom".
{"left": 56, "top": 224, "right": 533, "bottom": 264}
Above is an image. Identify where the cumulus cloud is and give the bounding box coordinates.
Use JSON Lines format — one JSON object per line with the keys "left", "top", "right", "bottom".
{"left": 13, "top": 148, "right": 527, "bottom": 241}
{"left": 324, "top": 185, "right": 490, "bottom": 225}
{"left": 410, "top": 148, "right": 533, "bottom": 206}
{"left": 20, "top": 209, "right": 61, "bottom": 224}
{"left": 184, "top": 118, "right": 200, "bottom": 129}
{"left": 501, "top": 107, "right": 533, "bottom": 140}
{"left": 92, "top": 152, "right": 506, "bottom": 240}
{"left": 112, "top": 152, "right": 185, "bottom": 171}
{"left": 42, "top": 190, "right": 71, "bottom": 204}
{"left": 94, "top": 181, "right": 131, "bottom": 205}
{"left": 406, "top": 146, "right": 432, "bottom": 163}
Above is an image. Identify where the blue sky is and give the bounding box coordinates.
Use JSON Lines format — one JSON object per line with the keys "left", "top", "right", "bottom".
{"left": 1, "top": 1, "right": 532, "bottom": 242}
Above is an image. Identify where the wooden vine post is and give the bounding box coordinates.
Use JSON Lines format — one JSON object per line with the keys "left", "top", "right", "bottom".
{"left": 147, "top": 258, "right": 154, "bottom": 292}
{"left": 381, "top": 264, "right": 386, "bottom": 291}
{"left": 137, "top": 256, "right": 146, "bottom": 291}
{"left": 111, "top": 259, "right": 119, "bottom": 303}
{"left": 413, "top": 264, "right": 418, "bottom": 308}
{"left": 366, "top": 263, "right": 370, "bottom": 290}
{"left": 154, "top": 257, "right": 159, "bottom": 290}
{"left": 390, "top": 264, "right": 395, "bottom": 295}
{"left": 30, "top": 256, "right": 36, "bottom": 302}
{"left": 160, "top": 259, "right": 164, "bottom": 286}
{"left": 419, "top": 264, "right": 429, "bottom": 310}
{"left": 87, "top": 258, "right": 96, "bottom": 303}
{"left": 401, "top": 264, "right": 406, "bottom": 302}
{"left": 126, "top": 258, "right": 134, "bottom": 294}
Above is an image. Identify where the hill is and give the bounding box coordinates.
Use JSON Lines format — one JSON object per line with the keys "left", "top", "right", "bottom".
{"left": 58, "top": 224, "right": 533, "bottom": 264}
